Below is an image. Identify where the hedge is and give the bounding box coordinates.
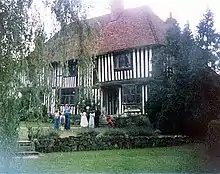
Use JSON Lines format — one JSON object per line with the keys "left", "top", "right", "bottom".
{"left": 34, "top": 133, "right": 191, "bottom": 153}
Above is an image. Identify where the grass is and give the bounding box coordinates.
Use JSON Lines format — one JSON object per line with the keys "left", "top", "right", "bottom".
{"left": 21, "top": 144, "right": 206, "bottom": 173}
{"left": 20, "top": 121, "right": 53, "bottom": 128}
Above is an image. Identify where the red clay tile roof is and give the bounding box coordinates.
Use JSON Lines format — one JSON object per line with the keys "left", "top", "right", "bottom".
{"left": 46, "top": 5, "right": 167, "bottom": 61}
{"left": 99, "top": 6, "right": 167, "bottom": 54}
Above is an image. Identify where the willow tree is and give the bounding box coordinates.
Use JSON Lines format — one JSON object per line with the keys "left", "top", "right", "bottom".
{"left": 0, "top": 0, "right": 51, "bottom": 170}
{"left": 46, "top": 0, "right": 101, "bottom": 109}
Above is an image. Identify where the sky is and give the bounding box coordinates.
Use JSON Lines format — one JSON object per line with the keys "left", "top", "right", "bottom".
{"left": 35, "top": 0, "right": 220, "bottom": 37}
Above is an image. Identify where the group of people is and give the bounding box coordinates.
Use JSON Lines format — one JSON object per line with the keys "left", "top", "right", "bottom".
{"left": 53, "top": 104, "right": 101, "bottom": 130}
{"left": 80, "top": 106, "right": 101, "bottom": 128}
{"left": 53, "top": 104, "right": 71, "bottom": 130}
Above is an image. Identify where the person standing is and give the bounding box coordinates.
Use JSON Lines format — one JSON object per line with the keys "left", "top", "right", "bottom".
{"left": 80, "top": 110, "right": 88, "bottom": 128}
{"left": 60, "top": 112, "right": 66, "bottom": 131}
{"left": 64, "top": 104, "right": 71, "bottom": 130}
{"left": 95, "top": 106, "right": 101, "bottom": 128}
{"left": 89, "top": 111, "right": 95, "bottom": 129}
{"left": 54, "top": 109, "right": 60, "bottom": 130}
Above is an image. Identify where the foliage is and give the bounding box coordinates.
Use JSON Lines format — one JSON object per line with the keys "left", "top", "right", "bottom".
{"left": 102, "top": 128, "right": 126, "bottom": 136}
{"left": 115, "top": 116, "right": 152, "bottom": 128}
{"left": 28, "top": 127, "right": 59, "bottom": 140}
{"left": 207, "top": 119, "right": 220, "bottom": 156}
{"left": 148, "top": 9, "right": 220, "bottom": 136}
{"left": 46, "top": 0, "right": 100, "bottom": 107}
{"left": 0, "top": 1, "right": 51, "bottom": 171}
{"left": 126, "top": 126, "right": 155, "bottom": 136}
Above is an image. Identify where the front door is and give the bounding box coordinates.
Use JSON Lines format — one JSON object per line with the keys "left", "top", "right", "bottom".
{"left": 103, "top": 86, "right": 119, "bottom": 115}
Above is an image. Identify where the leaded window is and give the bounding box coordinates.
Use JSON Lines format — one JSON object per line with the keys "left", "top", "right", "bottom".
{"left": 122, "top": 85, "right": 141, "bottom": 104}
{"left": 59, "top": 88, "right": 75, "bottom": 105}
{"left": 114, "top": 51, "right": 132, "bottom": 70}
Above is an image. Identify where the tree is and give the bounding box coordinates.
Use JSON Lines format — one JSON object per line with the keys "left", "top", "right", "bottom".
{"left": 46, "top": 0, "right": 100, "bottom": 108}
{"left": 196, "top": 9, "right": 220, "bottom": 69}
{"left": 0, "top": 0, "right": 50, "bottom": 171}
{"left": 149, "top": 9, "right": 220, "bottom": 136}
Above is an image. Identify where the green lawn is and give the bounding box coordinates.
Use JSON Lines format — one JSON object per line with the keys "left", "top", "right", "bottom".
{"left": 22, "top": 144, "right": 206, "bottom": 173}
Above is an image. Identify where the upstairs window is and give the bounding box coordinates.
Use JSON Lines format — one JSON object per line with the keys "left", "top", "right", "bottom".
{"left": 63, "top": 59, "right": 77, "bottom": 77}
{"left": 114, "top": 51, "right": 132, "bottom": 70}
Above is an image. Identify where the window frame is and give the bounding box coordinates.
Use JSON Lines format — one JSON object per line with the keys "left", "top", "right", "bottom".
{"left": 114, "top": 51, "right": 133, "bottom": 71}
{"left": 122, "top": 85, "right": 142, "bottom": 105}
{"left": 59, "top": 88, "right": 76, "bottom": 105}
{"left": 63, "top": 60, "right": 77, "bottom": 77}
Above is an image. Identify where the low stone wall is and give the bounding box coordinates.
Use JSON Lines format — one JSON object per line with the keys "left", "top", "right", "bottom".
{"left": 35, "top": 134, "right": 192, "bottom": 153}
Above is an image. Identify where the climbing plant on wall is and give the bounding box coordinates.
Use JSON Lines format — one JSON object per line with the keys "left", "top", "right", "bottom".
{"left": 45, "top": 0, "right": 101, "bottom": 108}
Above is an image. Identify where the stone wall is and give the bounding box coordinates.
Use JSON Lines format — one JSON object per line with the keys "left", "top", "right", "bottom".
{"left": 35, "top": 134, "right": 192, "bottom": 153}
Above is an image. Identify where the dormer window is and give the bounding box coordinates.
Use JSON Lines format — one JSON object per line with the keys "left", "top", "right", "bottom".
{"left": 114, "top": 51, "right": 132, "bottom": 70}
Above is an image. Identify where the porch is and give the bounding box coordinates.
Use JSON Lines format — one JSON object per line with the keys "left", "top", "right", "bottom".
{"left": 100, "top": 84, "right": 149, "bottom": 116}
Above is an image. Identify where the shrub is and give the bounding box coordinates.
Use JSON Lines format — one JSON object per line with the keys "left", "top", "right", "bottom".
{"left": 28, "top": 127, "right": 59, "bottom": 140}
{"left": 126, "top": 126, "right": 154, "bottom": 136}
{"left": 207, "top": 119, "right": 220, "bottom": 156}
{"left": 103, "top": 128, "right": 126, "bottom": 136}
{"left": 27, "top": 126, "right": 43, "bottom": 140}
{"left": 40, "top": 129, "right": 59, "bottom": 139}
{"left": 115, "top": 116, "right": 152, "bottom": 128}
{"left": 77, "top": 130, "right": 99, "bottom": 137}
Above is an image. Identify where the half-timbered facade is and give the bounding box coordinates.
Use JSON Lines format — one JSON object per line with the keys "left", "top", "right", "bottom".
{"left": 48, "top": 0, "right": 169, "bottom": 116}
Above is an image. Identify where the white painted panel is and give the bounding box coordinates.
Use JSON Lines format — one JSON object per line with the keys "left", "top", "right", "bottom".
{"left": 115, "top": 72, "right": 117, "bottom": 81}
{"left": 145, "top": 48, "right": 149, "bottom": 77}
{"left": 107, "top": 54, "right": 111, "bottom": 81}
{"left": 98, "top": 88, "right": 100, "bottom": 102}
{"left": 94, "top": 89, "right": 97, "bottom": 104}
{"left": 129, "top": 70, "right": 132, "bottom": 79}
{"left": 98, "top": 57, "right": 101, "bottom": 82}
{"left": 100, "top": 89, "right": 104, "bottom": 113}
{"left": 149, "top": 48, "right": 153, "bottom": 77}
{"left": 51, "top": 89, "right": 56, "bottom": 114}
{"left": 105, "top": 55, "right": 108, "bottom": 81}
{"left": 124, "top": 71, "right": 127, "bottom": 80}
{"left": 117, "top": 71, "right": 120, "bottom": 80}
{"left": 106, "top": 93, "right": 109, "bottom": 114}
{"left": 141, "top": 49, "right": 145, "bottom": 78}
{"left": 142, "top": 85, "right": 145, "bottom": 114}
{"left": 145, "top": 85, "right": 148, "bottom": 102}
{"left": 119, "top": 87, "right": 122, "bottom": 115}
{"left": 111, "top": 54, "right": 115, "bottom": 81}
{"left": 137, "top": 49, "right": 140, "bottom": 78}
{"left": 121, "top": 71, "right": 123, "bottom": 80}
{"left": 91, "top": 66, "right": 93, "bottom": 86}
{"left": 78, "top": 67, "right": 81, "bottom": 86}
{"left": 101, "top": 56, "right": 104, "bottom": 82}
{"left": 133, "top": 50, "right": 136, "bottom": 78}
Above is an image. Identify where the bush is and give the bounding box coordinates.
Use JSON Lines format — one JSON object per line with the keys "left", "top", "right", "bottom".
{"left": 77, "top": 130, "right": 99, "bottom": 137}
{"left": 207, "top": 119, "right": 220, "bottom": 156}
{"left": 115, "top": 116, "right": 152, "bottom": 128}
{"left": 126, "top": 126, "right": 154, "bottom": 136}
{"left": 103, "top": 128, "right": 126, "bottom": 136}
{"left": 27, "top": 126, "right": 43, "bottom": 140}
{"left": 28, "top": 127, "right": 59, "bottom": 140}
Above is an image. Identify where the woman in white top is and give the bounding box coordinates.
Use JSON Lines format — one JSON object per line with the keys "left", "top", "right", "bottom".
{"left": 80, "top": 111, "right": 88, "bottom": 127}
{"left": 89, "top": 112, "right": 95, "bottom": 129}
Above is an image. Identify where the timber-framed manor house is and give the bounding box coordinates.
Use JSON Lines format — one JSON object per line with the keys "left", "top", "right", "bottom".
{"left": 46, "top": 0, "right": 172, "bottom": 116}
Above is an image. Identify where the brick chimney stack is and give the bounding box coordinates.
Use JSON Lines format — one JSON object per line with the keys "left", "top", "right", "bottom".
{"left": 110, "top": 0, "right": 124, "bottom": 21}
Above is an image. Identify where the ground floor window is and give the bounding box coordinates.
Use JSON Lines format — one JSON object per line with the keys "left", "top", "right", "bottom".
{"left": 59, "top": 88, "right": 75, "bottom": 105}
{"left": 122, "top": 85, "right": 141, "bottom": 104}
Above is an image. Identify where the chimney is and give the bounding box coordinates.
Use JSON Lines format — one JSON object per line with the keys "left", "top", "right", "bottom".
{"left": 165, "top": 12, "right": 177, "bottom": 29}
{"left": 110, "top": 0, "right": 124, "bottom": 21}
